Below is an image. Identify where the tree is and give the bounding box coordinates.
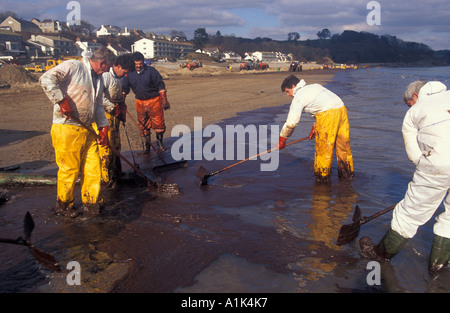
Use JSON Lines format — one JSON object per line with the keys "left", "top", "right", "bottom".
{"left": 193, "top": 28, "right": 209, "bottom": 52}
{"left": 170, "top": 30, "right": 187, "bottom": 41}
{"left": 317, "top": 28, "right": 331, "bottom": 39}
{"left": 0, "top": 11, "right": 18, "bottom": 23}
{"left": 288, "top": 32, "right": 300, "bottom": 41}
{"left": 69, "top": 20, "right": 96, "bottom": 37}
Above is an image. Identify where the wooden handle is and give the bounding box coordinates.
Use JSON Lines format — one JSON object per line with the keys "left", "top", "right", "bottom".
{"left": 210, "top": 136, "right": 309, "bottom": 176}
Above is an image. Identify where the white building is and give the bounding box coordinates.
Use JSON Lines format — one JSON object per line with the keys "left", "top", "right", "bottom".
{"left": 28, "top": 34, "right": 78, "bottom": 56}
{"left": 131, "top": 38, "right": 194, "bottom": 59}
{"left": 75, "top": 39, "right": 102, "bottom": 52}
{"left": 118, "top": 27, "right": 131, "bottom": 37}
{"left": 107, "top": 43, "right": 130, "bottom": 56}
{"left": 246, "top": 51, "right": 279, "bottom": 62}
{"left": 221, "top": 51, "right": 242, "bottom": 62}
{"left": 96, "top": 25, "right": 120, "bottom": 37}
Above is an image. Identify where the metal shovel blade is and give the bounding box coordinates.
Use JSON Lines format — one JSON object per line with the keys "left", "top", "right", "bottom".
{"left": 336, "top": 205, "right": 362, "bottom": 246}
{"left": 195, "top": 166, "right": 211, "bottom": 186}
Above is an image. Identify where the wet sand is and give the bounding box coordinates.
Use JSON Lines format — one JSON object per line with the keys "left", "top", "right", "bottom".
{"left": 0, "top": 67, "right": 346, "bottom": 294}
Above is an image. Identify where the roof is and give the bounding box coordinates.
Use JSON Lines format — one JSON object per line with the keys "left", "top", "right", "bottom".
{"left": 3, "top": 16, "right": 40, "bottom": 31}
{"left": 0, "top": 29, "right": 22, "bottom": 37}
{"left": 108, "top": 44, "right": 129, "bottom": 52}
{"left": 35, "top": 34, "right": 73, "bottom": 42}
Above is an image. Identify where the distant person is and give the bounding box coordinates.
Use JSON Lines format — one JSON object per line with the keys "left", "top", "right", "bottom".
{"left": 40, "top": 47, "right": 115, "bottom": 218}
{"left": 360, "top": 80, "right": 450, "bottom": 278}
{"left": 275, "top": 75, "right": 354, "bottom": 183}
{"left": 122, "top": 52, "right": 170, "bottom": 154}
{"left": 98, "top": 53, "right": 134, "bottom": 188}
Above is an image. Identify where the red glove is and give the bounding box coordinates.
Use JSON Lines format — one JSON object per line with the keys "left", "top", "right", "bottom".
{"left": 97, "top": 126, "right": 109, "bottom": 147}
{"left": 160, "top": 91, "right": 170, "bottom": 110}
{"left": 309, "top": 124, "right": 316, "bottom": 140}
{"left": 115, "top": 103, "right": 127, "bottom": 123}
{"left": 58, "top": 96, "right": 73, "bottom": 119}
{"left": 275, "top": 136, "right": 287, "bottom": 150}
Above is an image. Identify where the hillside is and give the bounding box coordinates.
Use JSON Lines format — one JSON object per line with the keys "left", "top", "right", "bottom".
{"left": 214, "top": 30, "right": 450, "bottom": 66}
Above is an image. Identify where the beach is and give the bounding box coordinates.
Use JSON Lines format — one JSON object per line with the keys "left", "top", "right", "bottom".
{"left": 0, "top": 65, "right": 340, "bottom": 294}
{"left": 1, "top": 65, "right": 449, "bottom": 294}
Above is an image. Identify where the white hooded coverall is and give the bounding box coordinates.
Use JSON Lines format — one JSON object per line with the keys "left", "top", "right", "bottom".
{"left": 391, "top": 81, "right": 450, "bottom": 239}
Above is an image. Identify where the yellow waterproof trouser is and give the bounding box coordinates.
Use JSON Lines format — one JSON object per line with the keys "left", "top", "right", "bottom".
{"left": 314, "top": 106, "right": 354, "bottom": 182}
{"left": 51, "top": 123, "right": 102, "bottom": 205}
{"left": 94, "top": 112, "right": 121, "bottom": 183}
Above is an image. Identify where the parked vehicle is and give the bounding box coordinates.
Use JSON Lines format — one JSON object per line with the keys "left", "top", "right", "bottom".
{"left": 25, "top": 64, "right": 45, "bottom": 72}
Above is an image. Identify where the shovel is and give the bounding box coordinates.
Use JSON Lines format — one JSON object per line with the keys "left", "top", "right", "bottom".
{"left": 125, "top": 110, "right": 188, "bottom": 174}
{"left": 336, "top": 204, "right": 397, "bottom": 246}
{"left": 71, "top": 116, "right": 180, "bottom": 195}
{"left": 196, "top": 136, "right": 309, "bottom": 186}
{"left": 0, "top": 212, "right": 61, "bottom": 272}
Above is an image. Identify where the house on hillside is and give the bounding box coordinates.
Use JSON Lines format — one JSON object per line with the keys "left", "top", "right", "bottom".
{"left": 0, "top": 16, "right": 41, "bottom": 33}
{"left": 118, "top": 27, "right": 131, "bottom": 37}
{"left": 96, "top": 25, "right": 120, "bottom": 37}
{"left": 196, "top": 47, "right": 220, "bottom": 59}
{"left": 221, "top": 51, "right": 242, "bottom": 62}
{"left": 132, "top": 38, "right": 194, "bottom": 59}
{"left": 248, "top": 51, "right": 279, "bottom": 62}
{"left": 75, "top": 38, "right": 102, "bottom": 52}
{"left": 107, "top": 43, "right": 130, "bottom": 56}
{"left": 0, "top": 29, "right": 27, "bottom": 56}
{"left": 28, "top": 34, "right": 78, "bottom": 56}
{"left": 31, "top": 18, "right": 63, "bottom": 33}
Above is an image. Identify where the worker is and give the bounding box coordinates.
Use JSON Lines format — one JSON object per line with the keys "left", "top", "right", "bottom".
{"left": 360, "top": 80, "right": 450, "bottom": 278}
{"left": 275, "top": 75, "right": 354, "bottom": 183}
{"left": 98, "top": 53, "right": 134, "bottom": 188}
{"left": 122, "top": 52, "right": 170, "bottom": 154}
{"left": 40, "top": 47, "right": 116, "bottom": 218}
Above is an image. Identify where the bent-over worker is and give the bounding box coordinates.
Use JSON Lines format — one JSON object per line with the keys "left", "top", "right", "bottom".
{"left": 40, "top": 47, "right": 115, "bottom": 218}
{"left": 98, "top": 53, "right": 134, "bottom": 188}
{"left": 360, "top": 80, "right": 450, "bottom": 278}
{"left": 275, "top": 75, "right": 354, "bottom": 183}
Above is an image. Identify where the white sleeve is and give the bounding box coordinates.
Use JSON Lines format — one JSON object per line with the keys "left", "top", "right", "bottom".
{"left": 402, "top": 109, "right": 421, "bottom": 165}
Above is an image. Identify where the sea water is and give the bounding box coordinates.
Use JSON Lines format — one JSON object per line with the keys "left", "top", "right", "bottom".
{"left": 177, "top": 67, "right": 450, "bottom": 293}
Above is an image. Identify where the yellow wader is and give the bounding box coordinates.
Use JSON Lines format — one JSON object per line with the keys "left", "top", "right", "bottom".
{"left": 314, "top": 106, "right": 354, "bottom": 183}
{"left": 51, "top": 123, "right": 102, "bottom": 206}
{"left": 94, "top": 112, "right": 122, "bottom": 184}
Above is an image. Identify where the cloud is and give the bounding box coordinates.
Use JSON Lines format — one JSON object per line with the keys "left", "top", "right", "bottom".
{"left": 2, "top": 0, "right": 450, "bottom": 49}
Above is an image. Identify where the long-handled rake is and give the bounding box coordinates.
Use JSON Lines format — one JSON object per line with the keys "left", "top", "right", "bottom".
{"left": 72, "top": 116, "right": 180, "bottom": 195}
{"left": 196, "top": 136, "right": 309, "bottom": 186}
{"left": 125, "top": 110, "right": 188, "bottom": 174}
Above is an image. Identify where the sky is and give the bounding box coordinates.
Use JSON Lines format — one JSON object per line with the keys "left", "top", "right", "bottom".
{"left": 2, "top": 0, "right": 450, "bottom": 50}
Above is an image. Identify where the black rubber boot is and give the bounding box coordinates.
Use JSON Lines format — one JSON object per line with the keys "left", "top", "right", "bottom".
{"left": 142, "top": 134, "right": 151, "bottom": 155}
{"left": 429, "top": 234, "right": 450, "bottom": 278}
{"left": 54, "top": 200, "right": 79, "bottom": 218}
{"left": 81, "top": 203, "right": 101, "bottom": 218}
{"left": 360, "top": 228, "right": 409, "bottom": 262}
{"left": 156, "top": 132, "right": 166, "bottom": 151}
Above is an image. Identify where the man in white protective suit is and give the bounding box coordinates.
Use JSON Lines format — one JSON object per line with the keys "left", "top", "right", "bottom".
{"left": 360, "top": 80, "right": 450, "bottom": 278}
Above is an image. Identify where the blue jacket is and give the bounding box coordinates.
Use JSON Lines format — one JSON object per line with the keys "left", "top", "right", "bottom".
{"left": 122, "top": 65, "right": 165, "bottom": 100}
